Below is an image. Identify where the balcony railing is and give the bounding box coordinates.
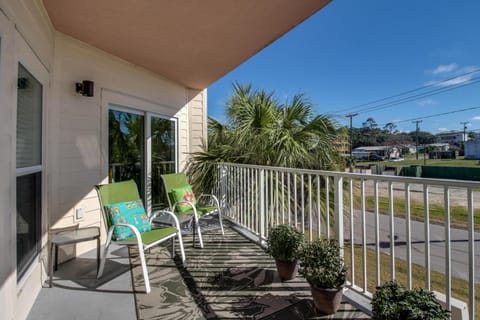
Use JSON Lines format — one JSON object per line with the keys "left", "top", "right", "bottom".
{"left": 215, "top": 162, "right": 478, "bottom": 318}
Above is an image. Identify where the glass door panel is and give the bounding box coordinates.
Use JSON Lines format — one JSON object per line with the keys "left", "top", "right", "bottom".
{"left": 108, "top": 109, "right": 145, "bottom": 199}
{"left": 151, "top": 116, "right": 176, "bottom": 209}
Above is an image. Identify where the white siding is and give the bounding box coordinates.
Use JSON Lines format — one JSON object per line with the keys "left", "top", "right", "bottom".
{"left": 0, "top": 2, "right": 206, "bottom": 319}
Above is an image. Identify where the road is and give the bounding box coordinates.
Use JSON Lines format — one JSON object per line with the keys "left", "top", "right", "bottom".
{"left": 343, "top": 209, "right": 480, "bottom": 284}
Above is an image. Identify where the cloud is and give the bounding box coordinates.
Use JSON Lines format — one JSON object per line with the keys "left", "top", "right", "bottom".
{"left": 437, "top": 128, "right": 449, "bottom": 132}
{"left": 471, "top": 116, "right": 480, "bottom": 121}
{"left": 424, "top": 64, "right": 479, "bottom": 87}
{"left": 431, "top": 63, "right": 458, "bottom": 75}
{"left": 416, "top": 99, "right": 435, "bottom": 106}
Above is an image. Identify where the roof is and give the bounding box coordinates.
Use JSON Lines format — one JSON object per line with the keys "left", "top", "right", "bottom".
{"left": 354, "top": 146, "right": 392, "bottom": 151}
{"left": 42, "top": 0, "right": 331, "bottom": 89}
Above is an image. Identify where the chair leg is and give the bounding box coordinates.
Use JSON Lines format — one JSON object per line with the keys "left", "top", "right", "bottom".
{"left": 195, "top": 216, "right": 204, "bottom": 249}
{"left": 177, "top": 233, "right": 186, "bottom": 266}
{"left": 218, "top": 209, "right": 225, "bottom": 236}
{"left": 97, "top": 242, "right": 111, "bottom": 278}
{"left": 138, "top": 248, "right": 151, "bottom": 293}
{"left": 192, "top": 218, "right": 196, "bottom": 247}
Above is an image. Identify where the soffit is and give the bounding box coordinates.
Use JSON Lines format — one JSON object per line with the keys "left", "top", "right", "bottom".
{"left": 42, "top": 0, "right": 330, "bottom": 89}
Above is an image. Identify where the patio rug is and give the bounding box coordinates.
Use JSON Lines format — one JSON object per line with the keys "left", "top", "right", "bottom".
{"left": 129, "top": 222, "right": 370, "bottom": 320}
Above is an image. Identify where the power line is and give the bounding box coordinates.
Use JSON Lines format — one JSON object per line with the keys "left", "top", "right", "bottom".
{"left": 374, "top": 105, "right": 480, "bottom": 128}
{"left": 325, "top": 67, "right": 480, "bottom": 116}
{"left": 344, "top": 77, "right": 480, "bottom": 115}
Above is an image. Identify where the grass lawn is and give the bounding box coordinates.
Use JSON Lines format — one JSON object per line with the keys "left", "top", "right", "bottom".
{"left": 360, "top": 156, "right": 480, "bottom": 167}
{"left": 344, "top": 244, "right": 479, "bottom": 319}
{"left": 353, "top": 194, "right": 480, "bottom": 230}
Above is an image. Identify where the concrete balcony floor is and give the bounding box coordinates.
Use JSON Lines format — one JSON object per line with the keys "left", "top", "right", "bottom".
{"left": 28, "top": 220, "right": 370, "bottom": 319}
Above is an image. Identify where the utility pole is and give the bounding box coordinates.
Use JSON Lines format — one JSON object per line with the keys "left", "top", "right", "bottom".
{"left": 412, "top": 120, "right": 422, "bottom": 160}
{"left": 346, "top": 113, "right": 358, "bottom": 157}
{"left": 460, "top": 121, "right": 469, "bottom": 143}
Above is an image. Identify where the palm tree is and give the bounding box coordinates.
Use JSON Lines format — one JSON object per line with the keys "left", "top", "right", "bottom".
{"left": 187, "top": 83, "right": 343, "bottom": 192}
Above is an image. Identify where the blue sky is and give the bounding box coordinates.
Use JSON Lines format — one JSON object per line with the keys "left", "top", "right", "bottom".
{"left": 207, "top": 0, "right": 480, "bottom": 134}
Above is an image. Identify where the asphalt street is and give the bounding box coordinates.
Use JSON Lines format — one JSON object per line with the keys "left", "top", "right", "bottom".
{"left": 344, "top": 209, "right": 480, "bottom": 284}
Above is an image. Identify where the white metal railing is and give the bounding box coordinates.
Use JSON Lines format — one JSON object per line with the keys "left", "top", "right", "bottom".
{"left": 215, "top": 162, "right": 478, "bottom": 318}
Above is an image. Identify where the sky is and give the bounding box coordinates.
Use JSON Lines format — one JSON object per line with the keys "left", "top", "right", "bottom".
{"left": 207, "top": 0, "right": 480, "bottom": 135}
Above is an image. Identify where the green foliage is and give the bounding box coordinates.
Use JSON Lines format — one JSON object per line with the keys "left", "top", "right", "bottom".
{"left": 267, "top": 225, "right": 304, "bottom": 262}
{"left": 371, "top": 281, "right": 450, "bottom": 320}
{"left": 300, "top": 239, "right": 347, "bottom": 288}
{"left": 186, "top": 83, "right": 343, "bottom": 193}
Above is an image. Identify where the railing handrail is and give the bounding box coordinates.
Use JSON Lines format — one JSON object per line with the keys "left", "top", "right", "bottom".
{"left": 219, "top": 162, "right": 480, "bottom": 189}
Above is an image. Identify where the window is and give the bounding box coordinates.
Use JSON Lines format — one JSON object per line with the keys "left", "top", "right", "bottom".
{"left": 16, "top": 63, "right": 43, "bottom": 280}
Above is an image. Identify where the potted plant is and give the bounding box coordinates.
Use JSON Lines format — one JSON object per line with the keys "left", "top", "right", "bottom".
{"left": 267, "top": 224, "right": 304, "bottom": 281}
{"left": 371, "top": 281, "right": 450, "bottom": 320}
{"left": 300, "top": 239, "right": 347, "bottom": 315}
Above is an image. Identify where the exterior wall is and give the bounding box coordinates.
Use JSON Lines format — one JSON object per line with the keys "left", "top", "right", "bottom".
{"left": 436, "top": 131, "right": 467, "bottom": 145}
{"left": 50, "top": 33, "right": 191, "bottom": 234}
{"left": 188, "top": 89, "right": 208, "bottom": 155}
{"left": 0, "top": 1, "right": 54, "bottom": 319}
{"left": 0, "top": 1, "right": 207, "bottom": 319}
{"left": 464, "top": 140, "right": 480, "bottom": 160}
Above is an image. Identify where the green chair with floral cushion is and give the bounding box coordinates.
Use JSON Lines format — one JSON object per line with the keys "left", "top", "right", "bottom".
{"left": 95, "top": 179, "right": 185, "bottom": 293}
{"left": 161, "top": 173, "right": 224, "bottom": 248}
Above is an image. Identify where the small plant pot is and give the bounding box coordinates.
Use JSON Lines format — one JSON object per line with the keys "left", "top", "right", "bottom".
{"left": 274, "top": 259, "right": 298, "bottom": 281}
{"left": 309, "top": 284, "right": 344, "bottom": 315}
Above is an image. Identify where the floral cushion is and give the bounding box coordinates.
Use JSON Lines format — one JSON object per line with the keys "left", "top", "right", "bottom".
{"left": 105, "top": 200, "right": 151, "bottom": 241}
{"left": 171, "top": 186, "right": 197, "bottom": 213}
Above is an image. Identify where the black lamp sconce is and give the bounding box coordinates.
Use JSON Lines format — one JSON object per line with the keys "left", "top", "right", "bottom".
{"left": 75, "top": 80, "right": 94, "bottom": 97}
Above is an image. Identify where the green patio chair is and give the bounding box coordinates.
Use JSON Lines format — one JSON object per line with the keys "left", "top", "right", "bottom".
{"left": 95, "top": 179, "right": 185, "bottom": 293}
{"left": 161, "top": 173, "right": 224, "bottom": 248}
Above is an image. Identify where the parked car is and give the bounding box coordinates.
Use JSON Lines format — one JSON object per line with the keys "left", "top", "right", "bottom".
{"left": 389, "top": 157, "right": 404, "bottom": 162}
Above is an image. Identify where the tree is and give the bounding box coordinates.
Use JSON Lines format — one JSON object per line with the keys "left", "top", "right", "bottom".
{"left": 383, "top": 122, "right": 398, "bottom": 135}
{"left": 408, "top": 130, "right": 436, "bottom": 145}
{"left": 187, "top": 83, "right": 343, "bottom": 192}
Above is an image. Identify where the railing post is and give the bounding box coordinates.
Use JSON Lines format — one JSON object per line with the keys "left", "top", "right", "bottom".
{"left": 219, "top": 164, "right": 227, "bottom": 210}
{"left": 259, "top": 168, "right": 265, "bottom": 239}
{"left": 334, "top": 175, "right": 344, "bottom": 257}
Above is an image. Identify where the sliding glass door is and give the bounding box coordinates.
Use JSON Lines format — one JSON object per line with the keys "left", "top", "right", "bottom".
{"left": 108, "top": 107, "right": 177, "bottom": 211}
{"left": 108, "top": 109, "right": 145, "bottom": 198}
{"left": 150, "top": 116, "right": 176, "bottom": 209}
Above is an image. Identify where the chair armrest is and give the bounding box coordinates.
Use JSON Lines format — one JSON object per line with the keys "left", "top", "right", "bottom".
{"left": 108, "top": 223, "right": 143, "bottom": 246}
{"left": 150, "top": 210, "right": 182, "bottom": 231}
{"left": 171, "top": 200, "right": 196, "bottom": 211}
{"left": 171, "top": 200, "right": 200, "bottom": 220}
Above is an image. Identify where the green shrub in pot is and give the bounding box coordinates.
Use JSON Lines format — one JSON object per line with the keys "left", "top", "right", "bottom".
{"left": 300, "top": 239, "right": 347, "bottom": 314}
{"left": 371, "top": 281, "right": 450, "bottom": 320}
{"left": 267, "top": 224, "right": 304, "bottom": 280}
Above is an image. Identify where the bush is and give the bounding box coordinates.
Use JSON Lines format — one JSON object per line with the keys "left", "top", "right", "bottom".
{"left": 371, "top": 281, "right": 450, "bottom": 320}
{"left": 266, "top": 224, "right": 304, "bottom": 262}
{"left": 300, "top": 239, "right": 346, "bottom": 288}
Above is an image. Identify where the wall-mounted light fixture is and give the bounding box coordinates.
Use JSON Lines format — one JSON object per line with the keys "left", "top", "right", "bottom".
{"left": 75, "top": 80, "right": 94, "bottom": 97}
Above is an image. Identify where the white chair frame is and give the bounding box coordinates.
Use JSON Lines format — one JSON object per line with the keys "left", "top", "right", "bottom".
{"left": 97, "top": 202, "right": 185, "bottom": 293}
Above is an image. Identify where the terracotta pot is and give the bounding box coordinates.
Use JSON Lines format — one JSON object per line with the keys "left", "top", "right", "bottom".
{"left": 274, "top": 259, "right": 298, "bottom": 281}
{"left": 309, "top": 284, "right": 344, "bottom": 315}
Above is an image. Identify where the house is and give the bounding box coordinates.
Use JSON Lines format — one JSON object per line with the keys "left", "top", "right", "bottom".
{"left": 436, "top": 131, "right": 468, "bottom": 145}
{"left": 352, "top": 146, "right": 399, "bottom": 160}
{"left": 0, "top": 1, "right": 332, "bottom": 319}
